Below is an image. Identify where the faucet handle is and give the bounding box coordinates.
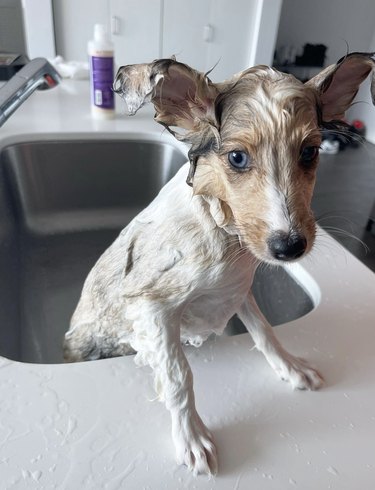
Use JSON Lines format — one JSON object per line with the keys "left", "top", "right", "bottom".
{"left": 19, "top": 57, "right": 61, "bottom": 89}
{"left": 0, "top": 57, "right": 61, "bottom": 127}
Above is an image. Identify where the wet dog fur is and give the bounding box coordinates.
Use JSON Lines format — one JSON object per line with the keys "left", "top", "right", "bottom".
{"left": 64, "top": 53, "right": 375, "bottom": 475}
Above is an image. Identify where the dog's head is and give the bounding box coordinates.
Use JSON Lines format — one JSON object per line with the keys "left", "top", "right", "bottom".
{"left": 114, "top": 53, "right": 375, "bottom": 264}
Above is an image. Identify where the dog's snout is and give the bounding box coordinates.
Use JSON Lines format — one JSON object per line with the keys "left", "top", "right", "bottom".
{"left": 268, "top": 231, "right": 307, "bottom": 261}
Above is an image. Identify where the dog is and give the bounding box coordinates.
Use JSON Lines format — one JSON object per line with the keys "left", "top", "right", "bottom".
{"left": 64, "top": 52, "right": 375, "bottom": 475}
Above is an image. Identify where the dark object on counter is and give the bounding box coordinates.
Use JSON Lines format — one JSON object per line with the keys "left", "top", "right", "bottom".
{"left": 295, "top": 44, "right": 327, "bottom": 67}
{"left": 0, "top": 53, "right": 30, "bottom": 81}
{"left": 321, "top": 119, "right": 366, "bottom": 153}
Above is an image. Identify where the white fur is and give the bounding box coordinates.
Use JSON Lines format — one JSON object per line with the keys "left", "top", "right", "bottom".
{"left": 266, "top": 183, "right": 291, "bottom": 234}
{"left": 65, "top": 162, "right": 323, "bottom": 475}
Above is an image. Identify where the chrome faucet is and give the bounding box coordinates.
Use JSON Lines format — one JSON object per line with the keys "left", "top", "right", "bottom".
{"left": 0, "top": 57, "right": 61, "bottom": 127}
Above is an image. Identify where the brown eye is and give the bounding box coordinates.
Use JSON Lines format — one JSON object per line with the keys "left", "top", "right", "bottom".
{"left": 300, "top": 146, "right": 319, "bottom": 166}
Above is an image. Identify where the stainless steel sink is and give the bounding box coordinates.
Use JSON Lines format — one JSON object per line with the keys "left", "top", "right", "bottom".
{"left": 0, "top": 139, "right": 314, "bottom": 364}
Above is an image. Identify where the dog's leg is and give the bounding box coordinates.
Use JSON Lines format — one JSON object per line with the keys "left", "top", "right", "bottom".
{"left": 130, "top": 303, "right": 218, "bottom": 475}
{"left": 237, "top": 292, "right": 323, "bottom": 390}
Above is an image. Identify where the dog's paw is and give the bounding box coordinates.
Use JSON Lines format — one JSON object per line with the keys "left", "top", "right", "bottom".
{"left": 273, "top": 352, "right": 323, "bottom": 390}
{"left": 173, "top": 414, "right": 218, "bottom": 476}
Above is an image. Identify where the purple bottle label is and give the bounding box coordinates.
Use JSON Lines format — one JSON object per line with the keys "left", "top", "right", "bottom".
{"left": 90, "top": 56, "right": 114, "bottom": 109}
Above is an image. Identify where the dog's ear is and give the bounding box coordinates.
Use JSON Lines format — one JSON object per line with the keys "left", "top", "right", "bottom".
{"left": 114, "top": 58, "right": 220, "bottom": 135}
{"left": 306, "top": 52, "right": 375, "bottom": 122}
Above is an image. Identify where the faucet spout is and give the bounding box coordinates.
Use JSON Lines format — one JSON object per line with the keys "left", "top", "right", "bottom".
{"left": 0, "top": 57, "right": 61, "bottom": 128}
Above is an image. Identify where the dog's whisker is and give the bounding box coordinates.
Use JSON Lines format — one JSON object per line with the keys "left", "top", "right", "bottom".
{"left": 316, "top": 212, "right": 356, "bottom": 224}
{"left": 311, "top": 237, "right": 349, "bottom": 265}
{"left": 316, "top": 212, "right": 367, "bottom": 244}
{"left": 320, "top": 226, "right": 370, "bottom": 253}
{"left": 320, "top": 128, "right": 367, "bottom": 151}
{"left": 315, "top": 227, "right": 362, "bottom": 260}
{"left": 225, "top": 247, "right": 248, "bottom": 269}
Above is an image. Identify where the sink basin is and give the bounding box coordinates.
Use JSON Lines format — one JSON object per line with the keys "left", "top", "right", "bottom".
{"left": 0, "top": 139, "right": 315, "bottom": 364}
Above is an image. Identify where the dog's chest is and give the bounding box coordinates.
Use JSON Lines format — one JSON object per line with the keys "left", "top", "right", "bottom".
{"left": 180, "top": 254, "right": 255, "bottom": 346}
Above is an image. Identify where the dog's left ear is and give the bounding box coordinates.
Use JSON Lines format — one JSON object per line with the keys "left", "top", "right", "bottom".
{"left": 114, "top": 57, "right": 220, "bottom": 135}
{"left": 306, "top": 52, "right": 375, "bottom": 122}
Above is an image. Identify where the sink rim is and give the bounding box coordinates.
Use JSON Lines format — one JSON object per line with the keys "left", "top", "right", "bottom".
{"left": 0, "top": 130, "right": 189, "bottom": 157}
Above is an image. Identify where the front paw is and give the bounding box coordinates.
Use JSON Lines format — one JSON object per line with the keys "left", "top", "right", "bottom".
{"left": 173, "top": 413, "right": 218, "bottom": 476}
{"left": 273, "top": 352, "right": 324, "bottom": 390}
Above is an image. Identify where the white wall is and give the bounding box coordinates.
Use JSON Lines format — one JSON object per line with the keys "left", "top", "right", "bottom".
{"left": 276, "top": 0, "right": 375, "bottom": 66}
{"left": 251, "top": 0, "right": 282, "bottom": 66}
{"left": 22, "top": 0, "right": 55, "bottom": 58}
{"left": 348, "top": 30, "right": 375, "bottom": 144}
{"left": 0, "top": 0, "right": 55, "bottom": 59}
{"left": 277, "top": 0, "right": 375, "bottom": 144}
{"left": 0, "top": 0, "right": 26, "bottom": 54}
{"left": 52, "top": 0, "right": 108, "bottom": 61}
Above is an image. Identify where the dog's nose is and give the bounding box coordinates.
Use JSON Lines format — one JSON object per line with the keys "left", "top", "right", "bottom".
{"left": 268, "top": 231, "right": 307, "bottom": 261}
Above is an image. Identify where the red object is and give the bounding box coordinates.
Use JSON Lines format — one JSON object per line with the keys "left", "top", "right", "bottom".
{"left": 352, "top": 119, "right": 365, "bottom": 130}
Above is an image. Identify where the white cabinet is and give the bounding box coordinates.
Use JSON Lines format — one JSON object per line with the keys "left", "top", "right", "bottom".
{"left": 162, "top": 0, "right": 260, "bottom": 81}
{"left": 106, "top": 0, "right": 279, "bottom": 80}
{"left": 204, "top": 0, "right": 260, "bottom": 81}
{"left": 109, "top": 0, "right": 162, "bottom": 65}
{"left": 162, "top": 0, "right": 211, "bottom": 73}
{"left": 53, "top": 0, "right": 280, "bottom": 75}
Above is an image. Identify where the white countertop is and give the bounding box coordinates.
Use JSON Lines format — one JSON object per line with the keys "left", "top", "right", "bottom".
{"left": 1, "top": 80, "right": 375, "bottom": 490}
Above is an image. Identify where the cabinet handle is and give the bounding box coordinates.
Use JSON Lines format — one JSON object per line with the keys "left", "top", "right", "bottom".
{"left": 111, "top": 16, "right": 121, "bottom": 35}
{"left": 203, "top": 24, "right": 213, "bottom": 43}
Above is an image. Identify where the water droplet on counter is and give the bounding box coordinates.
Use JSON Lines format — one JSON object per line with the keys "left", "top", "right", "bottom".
{"left": 327, "top": 466, "right": 339, "bottom": 476}
{"left": 32, "top": 454, "right": 43, "bottom": 464}
{"left": 21, "top": 469, "right": 42, "bottom": 482}
{"left": 31, "top": 470, "right": 42, "bottom": 482}
{"left": 289, "top": 478, "right": 297, "bottom": 486}
{"left": 22, "top": 469, "right": 33, "bottom": 481}
{"left": 262, "top": 473, "right": 273, "bottom": 480}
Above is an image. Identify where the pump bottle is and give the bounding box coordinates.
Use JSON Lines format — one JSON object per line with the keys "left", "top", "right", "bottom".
{"left": 88, "top": 24, "right": 115, "bottom": 119}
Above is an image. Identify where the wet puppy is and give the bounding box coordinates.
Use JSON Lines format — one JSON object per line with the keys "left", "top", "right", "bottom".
{"left": 64, "top": 53, "right": 375, "bottom": 475}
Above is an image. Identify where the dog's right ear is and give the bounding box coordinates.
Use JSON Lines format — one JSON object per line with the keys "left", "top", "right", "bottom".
{"left": 114, "top": 58, "right": 220, "bottom": 135}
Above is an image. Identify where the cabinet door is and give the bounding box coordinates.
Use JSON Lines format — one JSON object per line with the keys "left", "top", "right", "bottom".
{"left": 206, "top": 0, "right": 259, "bottom": 82}
{"left": 110, "top": 0, "right": 162, "bottom": 65}
{"left": 162, "top": 0, "right": 212, "bottom": 73}
{"left": 162, "top": 0, "right": 261, "bottom": 81}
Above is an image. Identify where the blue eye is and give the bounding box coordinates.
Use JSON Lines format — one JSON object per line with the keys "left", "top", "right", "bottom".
{"left": 228, "top": 151, "right": 251, "bottom": 170}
